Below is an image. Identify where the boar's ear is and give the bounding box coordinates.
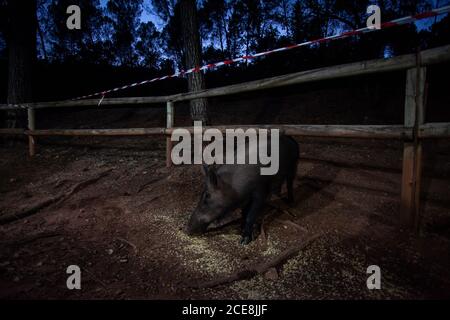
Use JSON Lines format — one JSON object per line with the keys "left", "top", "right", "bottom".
{"left": 206, "top": 167, "right": 220, "bottom": 189}
{"left": 202, "top": 163, "right": 209, "bottom": 176}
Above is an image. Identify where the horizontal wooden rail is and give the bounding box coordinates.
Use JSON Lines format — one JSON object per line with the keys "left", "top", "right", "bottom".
{"left": 26, "top": 128, "right": 166, "bottom": 136}
{"left": 0, "top": 44, "right": 449, "bottom": 110}
{"left": 166, "top": 125, "right": 412, "bottom": 139}
{"left": 0, "top": 128, "right": 26, "bottom": 135}
{"left": 169, "top": 45, "right": 450, "bottom": 102}
{"left": 25, "top": 125, "right": 412, "bottom": 139}
{"left": 283, "top": 125, "right": 412, "bottom": 139}
{"left": 419, "top": 122, "right": 450, "bottom": 138}
{"left": 0, "top": 96, "right": 169, "bottom": 111}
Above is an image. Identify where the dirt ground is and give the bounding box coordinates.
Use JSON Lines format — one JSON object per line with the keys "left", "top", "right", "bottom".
{"left": 1, "top": 130, "right": 449, "bottom": 299}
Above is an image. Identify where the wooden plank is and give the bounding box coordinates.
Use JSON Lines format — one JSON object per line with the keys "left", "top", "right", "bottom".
{"left": 414, "top": 142, "right": 423, "bottom": 231}
{"left": 404, "top": 69, "right": 417, "bottom": 127}
{"left": 166, "top": 125, "right": 412, "bottom": 139}
{"left": 413, "top": 67, "right": 427, "bottom": 231}
{"left": 401, "top": 143, "right": 415, "bottom": 226}
{"left": 400, "top": 68, "right": 417, "bottom": 228}
{"left": 0, "top": 128, "right": 25, "bottom": 135}
{"left": 166, "top": 101, "right": 174, "bottom": 168}
{"left": 400, "top": 67, "right": 426, "bottom": 229}
{"left": 169, "top": 45, "right": 450, "bottom": 103}
{"left": 0, "top": 96, "right": 168, "bottom": 110}
{"left": 26, "top": 128, "right": 166, "bottom": 136}
{"left": 27, "top": 108, "right": 36, "bottom": 157}
{"left": 24, "top": 124, "right": 411, "bottom": 139}
{"left": 283, "top": 125, "right": 410, "bottom": 139}
{"left": 419, "top": 122, "right": 450, "bottom": 138}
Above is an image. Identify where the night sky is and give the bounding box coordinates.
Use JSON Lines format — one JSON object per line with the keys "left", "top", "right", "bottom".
{"left": 100, "top": 0, "right": 449, "bottom": 34}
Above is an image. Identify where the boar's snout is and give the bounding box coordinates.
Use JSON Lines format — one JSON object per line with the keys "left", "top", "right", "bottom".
{"left": 185, "top": 215, "right": 208, "bottom": 236}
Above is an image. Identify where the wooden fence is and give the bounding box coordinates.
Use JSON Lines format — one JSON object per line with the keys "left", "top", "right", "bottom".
{"left": 1, "top": 44, "right": 450, "bottom": 230}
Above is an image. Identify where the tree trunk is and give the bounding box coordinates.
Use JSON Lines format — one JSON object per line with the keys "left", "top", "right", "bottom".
{"left": 179, "top": 0, "right": 208, "bottom": 124}
{"left": 6, "top": 0, "right": 36, "bottom": 128}
{"left": 37, "top": 20, "right": 48, "bottom": 61}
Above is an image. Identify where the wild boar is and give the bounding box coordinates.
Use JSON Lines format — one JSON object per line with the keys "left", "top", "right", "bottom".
{"left": 186, "top": 135, "right": 299, "bottom": 245}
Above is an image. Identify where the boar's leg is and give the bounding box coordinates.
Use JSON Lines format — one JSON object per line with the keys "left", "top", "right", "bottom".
{"left": 286, "top": 162, "right": 298, "bottom": 204}
{"left": 286, "top": 175, "right": 295, "bottom": 204}
{"left": 240, "top": 200, "right": 252, "bottom": 229}
{"left": 240, "top": 190, "right": 269, "bottom": 245}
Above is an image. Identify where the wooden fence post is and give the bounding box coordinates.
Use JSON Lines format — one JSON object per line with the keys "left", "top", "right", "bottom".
{"left": 166, "top": 101, "right": 174, "bottom": 167}
{"left": 400, "top": 67, "right": 426, "bottom": 229}
{"left": 27, "top": 107, "right": 36, "bottom": 157}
